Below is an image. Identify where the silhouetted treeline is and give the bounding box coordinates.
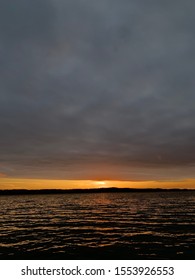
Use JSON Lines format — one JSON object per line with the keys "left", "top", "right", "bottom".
{"left": 0, "top": 187, "right": 194, "bottom": 195}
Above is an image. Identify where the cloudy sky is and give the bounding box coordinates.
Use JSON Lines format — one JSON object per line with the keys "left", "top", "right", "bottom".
{"left": 0, "top": 0, "right": 195, "bottom": 182}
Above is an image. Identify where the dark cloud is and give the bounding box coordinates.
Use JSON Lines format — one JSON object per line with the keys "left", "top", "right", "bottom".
{"left": 0, "top": 0, "right": 56, "bottom": 43}
{"left": 0, "top": 0, "right": 195, "bottom": 180}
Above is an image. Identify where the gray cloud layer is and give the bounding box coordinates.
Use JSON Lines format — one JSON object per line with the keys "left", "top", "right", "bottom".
{"left": 0, "top": 0, "right": 195, "bottom": 180}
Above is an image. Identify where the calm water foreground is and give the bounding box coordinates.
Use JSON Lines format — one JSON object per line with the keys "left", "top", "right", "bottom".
{"left": 0, "top": 191, "right": 195, "bottom": 259}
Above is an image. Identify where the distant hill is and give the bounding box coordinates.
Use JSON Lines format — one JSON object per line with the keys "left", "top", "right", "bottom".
{"left": 0, "top": 187, "right": 194, "bottom": 195}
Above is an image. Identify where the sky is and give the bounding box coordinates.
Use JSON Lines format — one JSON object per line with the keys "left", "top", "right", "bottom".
{"left": 0, "top": 0, "right": 195, "bottom": 188}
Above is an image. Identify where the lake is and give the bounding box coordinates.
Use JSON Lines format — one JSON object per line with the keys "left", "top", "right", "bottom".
{"left": 0, "top": 191, "right": 195, "bottom": 259}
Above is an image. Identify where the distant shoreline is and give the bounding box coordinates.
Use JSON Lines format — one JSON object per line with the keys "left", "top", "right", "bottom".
{"left": 0, "top": 187, "right": 195, "bottom": 195}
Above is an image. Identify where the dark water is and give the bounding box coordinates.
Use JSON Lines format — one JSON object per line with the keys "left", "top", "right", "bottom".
{"left": 0, "top": 191, "right": 195, "bottom": 259}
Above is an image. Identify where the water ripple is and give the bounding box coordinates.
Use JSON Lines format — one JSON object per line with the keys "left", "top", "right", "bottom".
{"left": 0, "top": 191, "right": 195, "bottom": 259}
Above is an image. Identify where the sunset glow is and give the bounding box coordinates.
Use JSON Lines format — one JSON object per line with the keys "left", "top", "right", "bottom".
{"left": 0, "top": 178, "right": 195, "bottom": 190}
{"left": 0, "top": 0, "right": 195, "bottom": 191}
{"left": 94, "top": 181, "right": 107, "bottom": 187}
{"left": 1, "top": 0, "right": 195, "bottom": 263}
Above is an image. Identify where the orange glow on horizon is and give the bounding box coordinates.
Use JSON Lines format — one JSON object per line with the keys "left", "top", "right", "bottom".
{"left": 0, "top": 178, "right": 195, "bottom": 190}
{"left": 93, "top": 181, "right": 107, "bottom": 187}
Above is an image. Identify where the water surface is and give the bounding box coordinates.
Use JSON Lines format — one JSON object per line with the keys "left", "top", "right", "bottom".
{"left": 0, "top": 191, "right": 195, "bottom": 259}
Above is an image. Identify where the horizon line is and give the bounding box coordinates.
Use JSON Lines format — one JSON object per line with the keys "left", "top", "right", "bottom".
{"left": 0, "top": 187, "right": 195, "bottom": 196}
